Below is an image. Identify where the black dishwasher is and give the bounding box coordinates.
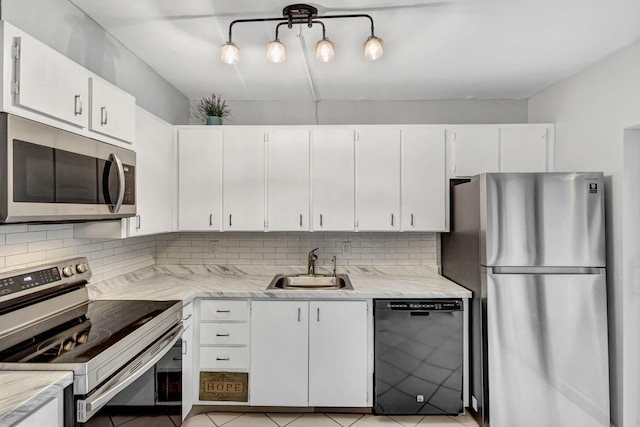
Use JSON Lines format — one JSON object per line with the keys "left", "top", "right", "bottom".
{"left": 374, "top": 299, "right": 463, "bottom": 415}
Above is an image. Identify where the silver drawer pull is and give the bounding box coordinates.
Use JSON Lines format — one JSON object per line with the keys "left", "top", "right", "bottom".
{"left": 216, "top": 333, "right": 230, "bottom": 337}
{"left": 216, "top": 357, "right": 230, "bottom": 361}
{"left": 216, "top": 309, "right": 231, "bottom": 313}
{"left": 183, "top": 314, "right": 192, "bottom": 321}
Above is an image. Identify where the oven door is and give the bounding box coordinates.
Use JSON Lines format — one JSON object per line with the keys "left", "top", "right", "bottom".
{"left": 76, "top": 322, "right": 183, "bottom": 423}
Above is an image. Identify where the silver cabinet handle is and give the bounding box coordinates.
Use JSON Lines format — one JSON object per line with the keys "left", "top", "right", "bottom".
{"left": 216, "top": 309, "right": 231, "bottom": 313}
{"left": 391, "top": 213, "right": 395, "bottom": 227}
{"left": 74, "top": 95, "right": 83, "bottom": 116}
{"left": 209, "top": 214, "right": 213, "bottom": 226}
{"left": 216, "top": 333, "right": 230, "bottom": 337}
{"left": 411, "top": 213, "right": 414, "bottom": 227}
{"left": 183, "top": 314, "right": 192, "bottom": 321}
{"left": 317, "top": 307, "right": 320, "bottom": 322}
{"left": 136, "top": 215, "right": 141, "bottom": 230}
{"left": 320, "top": 214, "right": 323, "bottom": 227}
{"left": 216, "top": 357, "right": 230, "bottom": 361}
{"left": 300, "top": 214, "right": 303, "bottom": 227}
{"left": 182, "top": 340, "right": 187, "bottom": 355}
{"left": 108, "top": 153, "right": 125, "bottom": 214}
{"left": 101, "top": 106, "right": 108, "bottom": 125}
{"left": 297, "top": 307, "right": 301, "bottom": 322}
{"left": 229, "top": 214, "right": 232, "bottom": 227}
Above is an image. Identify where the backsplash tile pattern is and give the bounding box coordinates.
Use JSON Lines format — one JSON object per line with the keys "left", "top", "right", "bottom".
{"left": 155, "top": 232, "right": 438, "bottom": 267}
{"left": 0, "top": 225, "right": 437, "bottom": 279}
{"left": 0, "top": 224, "right": 156, "bottom": 282}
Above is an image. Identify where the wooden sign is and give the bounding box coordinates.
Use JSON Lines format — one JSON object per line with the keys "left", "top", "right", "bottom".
{"left": 199, "top": 372, "right": 248, "bottom": 402}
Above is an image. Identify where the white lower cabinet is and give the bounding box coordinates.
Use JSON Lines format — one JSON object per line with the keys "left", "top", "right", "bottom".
{"left": 196, "top": 299, "right": 250, "bottom": 406}
{"left": 182, "top": 302, "right": 194, "bottom": 421}
{"left": 250, "top": 300, "right": 370, "bottom": 407}
{"left": 15, "top": 392, "right": 64, "bottom": 427}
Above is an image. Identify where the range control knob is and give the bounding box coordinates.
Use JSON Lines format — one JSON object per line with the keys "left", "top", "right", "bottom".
{"left": 76, "top": 263, "right": 89, "bottom": 274}
{"left": 61, "top": 266, "right": 75, "bottom": 277}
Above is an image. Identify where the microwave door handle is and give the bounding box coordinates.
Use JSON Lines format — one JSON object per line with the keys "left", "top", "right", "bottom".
{"left": 108, "top": 153, "right": 126, "bottom": 213}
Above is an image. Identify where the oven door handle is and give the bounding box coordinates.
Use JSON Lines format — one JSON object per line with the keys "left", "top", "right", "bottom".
{"left": 81, "top": 323, "right": 183, "bottom": 416}
{"left": 108, "top": 152, "right": 126, "bottom": 214}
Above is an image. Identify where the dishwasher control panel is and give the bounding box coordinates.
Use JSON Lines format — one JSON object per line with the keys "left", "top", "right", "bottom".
{"left": 381, "top": 299, "right": 462, "bottom": 311}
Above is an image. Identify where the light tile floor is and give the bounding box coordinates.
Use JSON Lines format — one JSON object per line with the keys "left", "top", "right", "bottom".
{"left": 89, "top": 410, "right": 479, "bottom": 427}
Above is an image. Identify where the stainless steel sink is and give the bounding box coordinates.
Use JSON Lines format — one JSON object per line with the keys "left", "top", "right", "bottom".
{"left": 267, "top": 274, "right": 353, "bottom": 290}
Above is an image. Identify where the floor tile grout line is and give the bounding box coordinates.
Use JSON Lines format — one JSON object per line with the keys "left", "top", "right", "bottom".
{"left": 266, "top": 412, "right": 306, "bottom": 426}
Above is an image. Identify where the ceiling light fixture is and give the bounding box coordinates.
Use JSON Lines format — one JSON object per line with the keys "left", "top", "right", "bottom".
{"left": 220, "top": 3, "right": 383, "bottom": 64}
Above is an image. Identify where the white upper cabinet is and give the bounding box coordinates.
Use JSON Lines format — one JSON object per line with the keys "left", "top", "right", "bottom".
{"left": 89, "top": 77, "right": 136, "bottom": 143}
{"left": 450, "top": 127, "right": 500, "bottom": 177}
{"left": 178, "top": 128, "right": 222, "bottom": 231}
{"left": 267, "top": 128, "right": 310, "bottom": 231}
{"left": 12, "top": 34, "right": 89, "bottom": 128}
{"left": 222, "top": 127, "right": 265, "bottom": 231}
{"left": 501, "top": 125, "right": 551, "bottom": 172}
{"left": 3, "top": 22, "right": 136, "bottom": 145}
{"left": 311, "top": 128, "right": 355, "bottom": 231}
{"left": 127, "top": 107, "right": 173, "bottom": 237}
{"left": 401, "top": 127, "right": 446, "bottom": 231}
{"left": 356, "top": 126, "right": 401, "bottom": 231}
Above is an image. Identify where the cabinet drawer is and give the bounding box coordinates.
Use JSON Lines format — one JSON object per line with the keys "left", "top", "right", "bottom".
{"left": 200, "top": 300, "right": 248, "bottom": 321}
{"left": 201, "top": 323, "right": 249, "bottom": 345}
{"left": 200, "top": 347, "right": 249, "bottom": 370}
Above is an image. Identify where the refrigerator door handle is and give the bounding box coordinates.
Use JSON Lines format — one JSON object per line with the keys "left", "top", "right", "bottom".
{"left": 487, "top": 266, "right": 605, "bottom": 275}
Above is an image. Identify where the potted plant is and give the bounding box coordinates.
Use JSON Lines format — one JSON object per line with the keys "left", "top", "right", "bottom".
{"left": 197, "top": 93, "right": 231, "bottom": 125}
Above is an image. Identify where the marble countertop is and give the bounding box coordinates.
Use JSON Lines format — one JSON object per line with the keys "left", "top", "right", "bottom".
{"left": 0, "top": 371, "right": 72, "bottom": 426}
{"left": 88, "top": 264, "right": 471, "bottom": 301}
{"left": 0, "top": 264, "right": 469, "bottom": 424}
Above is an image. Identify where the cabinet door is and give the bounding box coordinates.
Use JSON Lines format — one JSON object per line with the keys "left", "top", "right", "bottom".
{"left": 309, "top": 301, "right": 369, "bottom": 407}
{"left": 501, "top": 126, "right": 549, "bottom": 172}
{"left": 267, "top": 128, "right": 310, "bottom": 231}
{"left": 178, "top": 128, "right": 222, "bottom": 231}
{"left": 401, "top": 127, "right": 446, "bottom": 231}
{"left": 13, "top": 35, "right": 88, "bottom": 128}
{"left": 250, "top": 300, "right": 309, "bottom": 406}
{"left": 451, "top": 127, "right": 500, "bottom": 176}
{"left": 357, "top": 127, "right": 401, "bottom": 231}
{"left": 15, "top": 393, "right": 63, "bottom": 427}
{"left": 89, "top": 77, "right": 136, "bottom": 143}
{"left": 223, "top": 127, "right": 265, "bottom": 231}
{"left": 182, "top": 303, "right": 194, "bottom": 421}
{"left": 127, "top": 107, "right": 173, "bottom": 236}
{"left": 311, "top": 128, "right": 355, "bottom": 231}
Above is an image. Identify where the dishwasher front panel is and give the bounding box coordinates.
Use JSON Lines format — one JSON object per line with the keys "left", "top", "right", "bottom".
{"left": 374, "top": 299, "right": 463, "bottom": 415}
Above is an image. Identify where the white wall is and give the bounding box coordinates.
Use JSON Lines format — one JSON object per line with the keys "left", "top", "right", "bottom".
{"left": 0, "top": 0, "right": 190, "bottom": 125}
{"left": 190, "top": 99, "right": 528, "bottom": 125}
{"left": 528, "top": 39, "right": 640, "bottom": 427}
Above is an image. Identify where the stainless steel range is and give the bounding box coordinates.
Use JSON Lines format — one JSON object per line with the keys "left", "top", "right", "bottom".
{"left": 0, "top": 257, "right": 182, "bottom": 425}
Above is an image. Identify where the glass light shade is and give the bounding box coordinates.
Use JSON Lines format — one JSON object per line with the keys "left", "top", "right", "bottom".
{"left": 315, "top": 38, "right": 335, "bottom": 63}
{"left": 364, "top": 36, "right": 383, "bottom": 61}
{"left": 266, "top": 40, "right": 286, "bottom": 63}
{"left": 220, "top": 42, "right": 240, "bottom": 64}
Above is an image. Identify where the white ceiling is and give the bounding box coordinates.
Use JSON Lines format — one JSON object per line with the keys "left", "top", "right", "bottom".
{"left": 70, "top": 0, "right": 640, "bottom": 102}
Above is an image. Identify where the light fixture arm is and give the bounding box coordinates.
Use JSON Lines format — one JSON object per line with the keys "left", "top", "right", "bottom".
{"left": 225, "top": 5, "right": 377, "bottom": 43}
{"left": 275, "top": 20, "right": 326, "bottom": 40}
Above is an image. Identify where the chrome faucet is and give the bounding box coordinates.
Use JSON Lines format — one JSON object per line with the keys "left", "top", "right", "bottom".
{"left": 331, "top": 255, "right": 337, "bottom": 277}
{"left": 307, "top": 248, "right": 319, "bottom": 275}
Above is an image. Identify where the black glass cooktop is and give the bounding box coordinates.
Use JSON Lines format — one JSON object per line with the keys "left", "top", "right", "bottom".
{"left": 0, "top": 299, "right": 179, "bottom": 364}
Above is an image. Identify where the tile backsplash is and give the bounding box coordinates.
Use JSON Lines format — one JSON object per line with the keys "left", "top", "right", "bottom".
{"left": 155, "top": 232, "right": 438, "bottom": 267}
{"left": 0, "top": 225, "right": 438, "bottom": 280}
{"left": 0, "top": 224, "right": 156, "bottom": 282}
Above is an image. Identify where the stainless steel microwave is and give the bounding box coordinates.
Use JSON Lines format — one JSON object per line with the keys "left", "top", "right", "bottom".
{"left": 0, "top": 113, "right": 136, "bottom": 223}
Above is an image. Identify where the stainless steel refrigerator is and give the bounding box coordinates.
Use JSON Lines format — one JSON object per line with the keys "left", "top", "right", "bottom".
{"left": 441, "top": 172, "right": 609, "bottom": 427}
